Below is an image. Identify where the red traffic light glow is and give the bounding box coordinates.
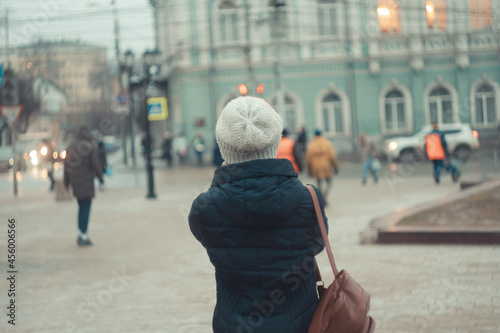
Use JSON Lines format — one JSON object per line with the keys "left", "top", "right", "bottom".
{"left": 238, "top": 84, "right": 248, "bottom": 95}
{"left": 256, "top": 83, "right": 265, "bottom": 94}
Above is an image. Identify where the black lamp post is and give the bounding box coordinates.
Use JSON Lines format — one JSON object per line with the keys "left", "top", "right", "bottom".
{"left": 124, "top": 49, "right": 136, "bottom": 168}
{"left": 142, "top": 49, "right": 161, "bottom": 199}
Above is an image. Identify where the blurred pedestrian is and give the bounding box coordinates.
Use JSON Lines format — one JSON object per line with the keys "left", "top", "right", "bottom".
{"left": 306, "top": 129, "right": 340, "bottom": 201}
{"left": 173, "top": 133, "right": 187, "bottom": 166}
{"left": 42, "top": 138, "right": 55, "bottom": 191}
{"left": 64, "top": 125, "right": 105, "bottom": 247}
{"left": 425, "top": 123, "right": 460, "bottom": 184}
{"left": 295, "top": 125, "right": 308, "bottom": 171}
{"left": 161, "top": 131, "right": 173, "bottom": 168}
{"left": 97, "top": 141, "right": 108, "bottom": 176}
{"left": 276, "top": 128, "right": 302, "bottom": 173}
{"left": 191, "top": 132, "right": 206, "bottom": 167}
{"left": 296, "top": 125, "right": 308, "bottom": 154}
{"left": 359, "top": 132, "right": 379, "bottom": 185}
{"left": 188, "top": 96, "right": 325, "bottom": 332}
{"left": 140, "top": 133, "right": 148, "bottom": 159}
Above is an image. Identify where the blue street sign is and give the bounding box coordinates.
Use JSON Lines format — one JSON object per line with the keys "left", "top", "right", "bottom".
{"left": 0, "top": 65, "right": 3, "bottom": 87}
{"left": 146, "top": 97, "right": 168, "bottom": 121}
{"left": 117, "top": 93, "right": 127, "bottom": 104}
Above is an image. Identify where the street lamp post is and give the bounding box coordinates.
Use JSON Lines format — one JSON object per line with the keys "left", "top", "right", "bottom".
{"left": 89, "top": 0, "right": 128, "bottom": 165}
{"left": 124, "top": 50, "right": 136, "bottom": 168}
{"left": 142, "top": 50, "right": 161, "bottom": 199}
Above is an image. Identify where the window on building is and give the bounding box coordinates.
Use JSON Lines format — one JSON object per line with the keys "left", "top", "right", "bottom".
{"left": 384, "top": 90, "right": 406, "bottom": 131}
{"left": 321, "top": 93, "right": 344, "bottom": 134}
{"left": 270, "top": 0, "right": 288, "bottom": 39}
{"left": 272, "top": 94, "right": 296, "bottom": 134}
{"left": 377, "top": 0, "right": 400, "bottom": 33}
{"left": 429, "top": 87, "right": 453, "bottom": 124}
{"left": 218, "top": 1, "right": 239, "bottom": 43}
{"left": 471, "top": 0, "right": 492, "bottom": 30}
{"left": 474, "top": 84, "right": 496, "bottom": 126}
{"left": 318, "top": 0, "right": 340, "bottom": 36}
{"left": 426, "top": 0, "right": 447, "bottom": 30}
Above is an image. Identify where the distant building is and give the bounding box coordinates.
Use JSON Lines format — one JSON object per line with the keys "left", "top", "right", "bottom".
{"left": 33, "top": 77, "right": 67, "bottom": 116}
{"left": 150, "top": 0, "right": 500, "bottom": 152}
{"left": 30, "top": 77, "right": 68, "bottom": 138}
{"left": 1, "top": 40, "right": 110, "bottom": 115}
{"left": 0, "top": 77, "right": 67, "bottom": 147}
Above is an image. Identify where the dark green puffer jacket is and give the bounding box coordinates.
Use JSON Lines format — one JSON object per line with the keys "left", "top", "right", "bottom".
{"left": 189, "top": 159, "right": 327, "bottom": 333}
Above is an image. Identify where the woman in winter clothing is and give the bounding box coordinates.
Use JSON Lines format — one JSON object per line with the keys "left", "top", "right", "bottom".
{"left": 64, "top": 125, "right": 104, "bottom": 246}
{"left": 188, "top": 96, "right": 326, "bottom": 333}
{"left": 306, "top": 129, "right": 340, "bottom": 200}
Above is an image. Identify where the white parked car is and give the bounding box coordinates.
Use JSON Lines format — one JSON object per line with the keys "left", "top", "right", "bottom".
{"left": 384, "top": 123, "right": 480, "bottom": 162}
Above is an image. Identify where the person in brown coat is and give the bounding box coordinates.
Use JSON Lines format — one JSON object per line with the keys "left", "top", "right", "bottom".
{"left": 306, "top": 129, "right": 340, "bottom": 201}
{"left": 64, "top": 125, "right": 104, "bottom": 247}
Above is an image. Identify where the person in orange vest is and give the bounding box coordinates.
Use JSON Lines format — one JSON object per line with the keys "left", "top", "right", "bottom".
{"left": 306, "top": 129, "right": 340, "bottom": 201}
{"left": 276, "top": 129, "right": 302, "bottom": 173}
{"left": 425, "top": 123, "right": 460, "bottom": 184}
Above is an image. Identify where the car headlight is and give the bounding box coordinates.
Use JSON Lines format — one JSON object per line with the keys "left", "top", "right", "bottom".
{"left": 41, "top": 146, "right": 48, "bottom": 156}
{"left": 60, "top": 150, "right": 67, "bottom": 159}
{"left": 388, "top": 141, "right": 398, "bottom": 151}
{"left": 29, "top": 150, "right": 37, "bottom": 158}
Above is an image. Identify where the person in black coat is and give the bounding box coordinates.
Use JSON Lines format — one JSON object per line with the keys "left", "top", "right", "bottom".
{"left": 161, "top": 131, "right": 173, "bottom": 167}
{"left": 64, "top": 125, "right": 104, "bottom": 247}
{"left": 97, "top": 141, "right": 107, "bottom": 175}
{"left": 188, "top": 96, "right": 326, "bottom": 333}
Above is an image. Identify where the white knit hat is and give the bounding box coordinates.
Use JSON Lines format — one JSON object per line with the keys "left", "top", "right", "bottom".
{"left": 216, "top": 96, "right": 283, "bottom": 164}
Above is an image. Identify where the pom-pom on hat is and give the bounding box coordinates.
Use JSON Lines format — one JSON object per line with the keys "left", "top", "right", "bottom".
{"left": 215, "top": 96, "right": 283, "bottom": 164}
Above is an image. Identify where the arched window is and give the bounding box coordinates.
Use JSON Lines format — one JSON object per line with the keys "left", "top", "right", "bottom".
{"left": 269, "top": 0, "right": 288, "bottom": 39}
{"left": 318, "top": 0, "right": 340, "bottom": 36}
{"left": 321, "top": 93, "right": 344, "bottom": 134}
{"left": 384, "top": 89, "right": 406, "bottom": 131}
{"left": 218, "top": 1, "right": 239, "bottom": 43}
{"left": 377, "top": 0, "right": 400, "bottom": 33}
{"left": 426, "top": 0, "right": 447, "bottom": 31}
{"left": 474, "top": 84, "right": 496, "bottom": 126}
{"left": 272, "top": 94, "right": 296, "bottom": 134}
{"left": 429, "top": 87, "right": 453, "bottom": 124}
{"left": 217, "top": 94, "right": 240, "bottom": 118}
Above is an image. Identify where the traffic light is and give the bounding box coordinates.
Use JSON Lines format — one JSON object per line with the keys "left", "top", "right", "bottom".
{"left": 256, "top": 83, "right": 265, "bottom": 95}
{"left": 238, "top": 83, "right": 248, "bottom": 95}
{"left": 2, "top": 68, "right": 19, "bottom": 105}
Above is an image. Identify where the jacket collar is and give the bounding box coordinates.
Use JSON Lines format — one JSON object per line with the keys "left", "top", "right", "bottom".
{"left": 211, "top": 159, "right": 297, "bottom": 187}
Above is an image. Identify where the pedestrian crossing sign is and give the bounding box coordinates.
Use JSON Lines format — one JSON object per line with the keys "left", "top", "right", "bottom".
{"left": 147, "top": 97, "right": 168, "bottom": 121}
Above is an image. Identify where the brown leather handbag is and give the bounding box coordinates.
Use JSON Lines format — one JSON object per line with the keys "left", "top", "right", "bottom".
{"left": 306, "top": 185, "right": 375, "bottom": 333}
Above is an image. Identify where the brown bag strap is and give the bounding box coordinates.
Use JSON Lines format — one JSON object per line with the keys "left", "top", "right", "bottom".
{"left": 306, "top": 185, "right": 340, "bottom": 278}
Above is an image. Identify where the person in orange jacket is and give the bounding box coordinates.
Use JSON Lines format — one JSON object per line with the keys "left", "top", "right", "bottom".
{"left": 276, "top": 129, "right": 302, "bottom": 173}
{"left": 306, "top": 129, "right": 340, "bottom": 201}
{"left": 425, "top": 123, "right": 460, "bottom": 184}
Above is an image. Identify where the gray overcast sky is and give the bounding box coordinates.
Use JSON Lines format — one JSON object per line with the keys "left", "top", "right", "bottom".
{"left": 1, "top": 0, "right": 155, "bottom": 63}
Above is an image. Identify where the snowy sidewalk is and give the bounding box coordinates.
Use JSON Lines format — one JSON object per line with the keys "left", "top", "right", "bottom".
{"left": 0, "top": 163, "right": 499, "bottom": 332}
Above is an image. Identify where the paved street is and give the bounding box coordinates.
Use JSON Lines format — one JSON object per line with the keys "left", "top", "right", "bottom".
{"left": 0, "top": 154, "right": 499, "bottom": 333}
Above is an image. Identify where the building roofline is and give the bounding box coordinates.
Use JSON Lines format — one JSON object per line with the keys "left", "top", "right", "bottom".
{"left": 15, "top": 39, "right": 107, "bottom": 51}
{"left": 33, "top": 76, "right": 67, "bottom": 97}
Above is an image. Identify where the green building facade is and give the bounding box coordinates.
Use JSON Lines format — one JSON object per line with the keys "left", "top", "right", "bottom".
{"left": 150, "top": 0, "right": 500, "bottom": 154}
